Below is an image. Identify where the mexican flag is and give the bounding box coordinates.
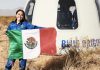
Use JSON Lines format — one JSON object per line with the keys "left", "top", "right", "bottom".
{"left": 7, "top": 28, "right": 57, "bottom": 59}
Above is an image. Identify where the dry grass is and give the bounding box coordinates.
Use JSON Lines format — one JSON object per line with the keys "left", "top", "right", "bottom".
{"left": 26, "top": 47, "right": 100, "bottom": 70}
{"left": 27, "top": 55, "right": 67, "bottom": 70}
{"left": 0, "top": 16, "right": 100, "bottom": 70}
{"left": 0, "top": 16, "right": 15, "bottom": 70}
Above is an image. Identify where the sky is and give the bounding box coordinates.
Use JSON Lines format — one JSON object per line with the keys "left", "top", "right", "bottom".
{"left": 0, "top": 0, "right": 27, "bottom": 9}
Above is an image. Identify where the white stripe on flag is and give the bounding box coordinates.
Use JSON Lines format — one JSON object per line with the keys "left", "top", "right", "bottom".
{"left": 22, "top": 29, "right": 40, "bottom": 59}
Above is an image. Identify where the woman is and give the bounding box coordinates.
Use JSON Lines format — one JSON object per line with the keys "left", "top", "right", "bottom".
{"left": 5, "top": 9, "right": 41, "bottom": 70}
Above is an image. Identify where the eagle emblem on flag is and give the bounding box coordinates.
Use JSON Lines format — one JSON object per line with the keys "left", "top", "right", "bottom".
{"left": 24, "top": 37, "right": 37, "bottom": 49}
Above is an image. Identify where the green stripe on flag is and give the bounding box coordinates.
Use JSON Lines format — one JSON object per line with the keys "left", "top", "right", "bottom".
{"left": 7, "top": 30, "right": 23, "bottom": 59}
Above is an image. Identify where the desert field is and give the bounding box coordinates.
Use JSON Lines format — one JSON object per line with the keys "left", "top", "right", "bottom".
{"left": 0, "top": 16, "right": 100, "bottom": 70}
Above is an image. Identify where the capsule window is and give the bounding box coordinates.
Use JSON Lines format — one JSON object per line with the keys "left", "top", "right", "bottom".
{"left": 57, "top": 0, "right": 78, "bottom": 29}
{"left": 25, "top": 0, "right": 35, "bottom": 23}
{"left": 95, "top": 0, "right": 100, "bottom": 21}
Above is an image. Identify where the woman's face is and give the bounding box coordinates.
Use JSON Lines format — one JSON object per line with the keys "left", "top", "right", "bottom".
{"left": 16, "top": 11, "right": 24, "bottom": 22}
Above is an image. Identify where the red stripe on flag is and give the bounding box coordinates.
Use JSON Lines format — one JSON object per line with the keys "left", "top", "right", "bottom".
{"left": 40, "top": 28, "right": 57, "bottom": 55}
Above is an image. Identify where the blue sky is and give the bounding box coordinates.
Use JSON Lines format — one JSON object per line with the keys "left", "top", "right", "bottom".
{"left": 0, "top": 0, "right": 27, "bottom": 9}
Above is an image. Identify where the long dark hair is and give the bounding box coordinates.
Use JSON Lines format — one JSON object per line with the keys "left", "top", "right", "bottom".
{"left": 15, "top": 9, "right": 27, "bottom": 22}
